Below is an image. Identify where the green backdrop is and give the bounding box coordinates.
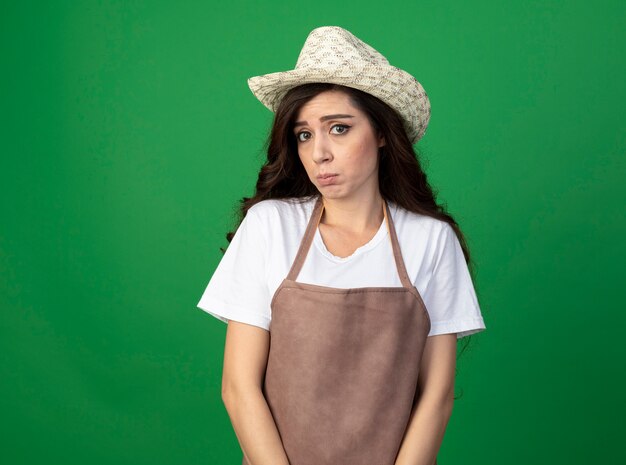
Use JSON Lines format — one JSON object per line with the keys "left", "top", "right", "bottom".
{"left": 1, "top": 1, "right": 624, "bottom": 464}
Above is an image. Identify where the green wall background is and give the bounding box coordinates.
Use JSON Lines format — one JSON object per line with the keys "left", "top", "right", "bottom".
{"left": 1, "top": 1, "right": 624, "bottom": 463}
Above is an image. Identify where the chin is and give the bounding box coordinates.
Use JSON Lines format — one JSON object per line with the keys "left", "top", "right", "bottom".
{"left": 317, "top": 189, "right": 346, "bottom": 200}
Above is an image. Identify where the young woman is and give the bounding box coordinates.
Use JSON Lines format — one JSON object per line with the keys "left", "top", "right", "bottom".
{"left": 198, "top": 26, "right": 486, "bottom": 465}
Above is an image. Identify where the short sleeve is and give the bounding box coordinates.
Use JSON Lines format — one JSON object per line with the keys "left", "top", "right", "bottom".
{"left": 197, "top": 206, "right": 271, "bottom": 331}
{"left": 422, "top": 223, "right": 486, "bottom": 338}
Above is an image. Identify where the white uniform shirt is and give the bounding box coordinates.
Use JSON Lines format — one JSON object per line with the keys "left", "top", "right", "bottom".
{"left": 197, "top": 197, "right": 486, "bottom": 338}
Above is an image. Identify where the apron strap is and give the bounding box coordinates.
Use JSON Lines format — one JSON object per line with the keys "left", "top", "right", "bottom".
{"left": 286, "top": 194, "right": 413, "bottom": 289}
{"left": 383, "top": 198, "right": 414, "bottom": 289}
{"left": 286, "top": 195, "right": 325, "bottom": 281}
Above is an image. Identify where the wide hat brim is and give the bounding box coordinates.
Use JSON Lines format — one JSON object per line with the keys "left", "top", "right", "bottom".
{"left": 247, "top": 63, "right": 431, "bottom": 144}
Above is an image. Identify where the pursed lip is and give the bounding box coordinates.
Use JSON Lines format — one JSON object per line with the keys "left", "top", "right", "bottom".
{"left": 316, "top": 173, "right": 339, "bottom": 186}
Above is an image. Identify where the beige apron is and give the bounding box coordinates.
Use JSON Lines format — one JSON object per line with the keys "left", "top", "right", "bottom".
{"left": 242, "top": 195, "right": 434, "bottom": 465}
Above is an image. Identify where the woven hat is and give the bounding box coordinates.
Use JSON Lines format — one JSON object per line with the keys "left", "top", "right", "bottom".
{"left": 247, "top": 25, "right": 431, "bottom": 144}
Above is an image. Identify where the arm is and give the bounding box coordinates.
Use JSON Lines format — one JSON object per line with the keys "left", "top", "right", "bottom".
{"left": 394, "top": 333, "right": 457, "bottom": 465}
{"left": 221, "top": 321, "right": 290, "bottom": 465}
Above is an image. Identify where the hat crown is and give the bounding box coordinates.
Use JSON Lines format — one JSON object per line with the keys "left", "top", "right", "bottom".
{"left": 295, "top": 26, "right": 390, "bottom": 69}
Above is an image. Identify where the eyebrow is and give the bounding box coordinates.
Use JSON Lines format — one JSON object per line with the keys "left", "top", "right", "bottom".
{"left": 293, "top": 114, "right": 355, "bottom": 128}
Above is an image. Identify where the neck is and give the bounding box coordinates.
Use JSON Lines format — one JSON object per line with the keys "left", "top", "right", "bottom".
{"left": 319, "top": 191, "right": 385, "bottom": 234}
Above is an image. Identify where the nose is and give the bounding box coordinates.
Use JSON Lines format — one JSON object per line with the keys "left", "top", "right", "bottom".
{"left": 311, "top": 131, "right": 333, "bottom": 164}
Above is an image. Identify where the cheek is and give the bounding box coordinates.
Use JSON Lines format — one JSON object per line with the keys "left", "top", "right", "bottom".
{"left": 298, "top": 154, "right": 316, "bottom": 175}
{"left": 352, "top": 142, "right": 378, "bottom": 169}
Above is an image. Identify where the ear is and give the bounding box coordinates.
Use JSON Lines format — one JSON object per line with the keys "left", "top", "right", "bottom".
{"left": 378, "top": 132, "right": 386, "bottom": 148}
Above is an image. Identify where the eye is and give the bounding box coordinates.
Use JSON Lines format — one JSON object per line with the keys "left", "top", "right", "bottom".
{"left": 296, "top": 131, "right": 311, "bottom": 143}
{"left": 296, "top": 124, "right": 350, "bottom": 142}
{"left": 330, "top": 124, "right": 350, "bottom": 135}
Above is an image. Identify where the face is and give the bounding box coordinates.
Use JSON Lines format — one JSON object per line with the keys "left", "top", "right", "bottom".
{"left": 292, "top": 90, "right": 385, "bottom": 201}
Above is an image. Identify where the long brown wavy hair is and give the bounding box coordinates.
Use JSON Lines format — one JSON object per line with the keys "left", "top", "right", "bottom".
{"left": 223, "top": 83, "right": 481, "bottom": 390}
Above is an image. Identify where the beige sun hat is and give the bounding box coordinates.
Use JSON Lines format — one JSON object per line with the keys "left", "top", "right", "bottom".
{"left": 247, "top": 25, "right": 431, "bottom": 144}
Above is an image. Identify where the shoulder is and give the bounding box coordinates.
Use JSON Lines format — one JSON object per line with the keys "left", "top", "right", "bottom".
{"left": 389, "top": 201, "right": 451, "bottom": 243}
{"left": 242, "top": 197, "right": 317, "bottom": 251}
{"left": 242, "top": 197, "right": 318, "bottom": 241}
